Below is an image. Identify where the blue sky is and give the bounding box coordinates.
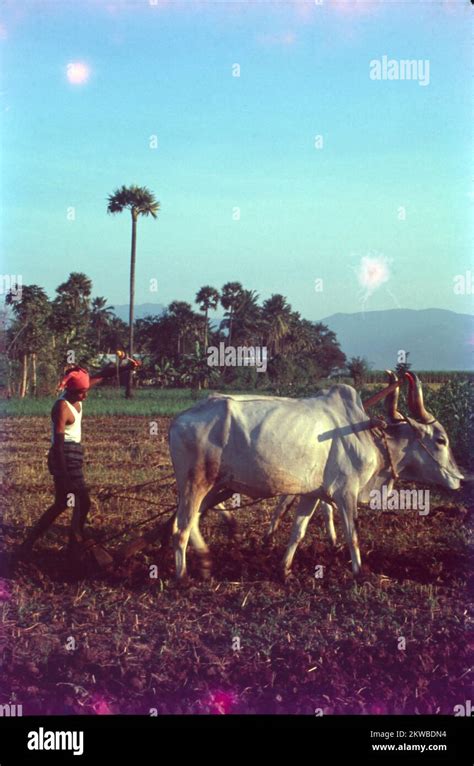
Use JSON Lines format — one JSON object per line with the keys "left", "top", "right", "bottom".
{"left": 1, "top": 0, "right": 472, "bottom": 319}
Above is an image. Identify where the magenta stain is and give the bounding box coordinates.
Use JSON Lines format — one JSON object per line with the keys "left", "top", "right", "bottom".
{"left": 202, "top": 689, "right": 237, "bottom": 715}
{"left": 90, "top": 694, "right": 112, "bottom": 715}
{"left": 0, "top": 579, "right": 11, "bottom": 601}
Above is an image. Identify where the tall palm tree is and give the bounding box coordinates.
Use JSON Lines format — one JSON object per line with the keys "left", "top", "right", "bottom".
{"left": 107, "top": 184, "right": 160, "bottom": 397}
{"left": 220, "top": 281, "right": 243, "bottom": 347}
{"left": 195, "top": 286, "right": 220, "bottom": 350}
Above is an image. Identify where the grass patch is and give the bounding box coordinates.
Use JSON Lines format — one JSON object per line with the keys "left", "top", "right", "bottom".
{"left": 0, "top": 388, "right": 230, "bottom": 418}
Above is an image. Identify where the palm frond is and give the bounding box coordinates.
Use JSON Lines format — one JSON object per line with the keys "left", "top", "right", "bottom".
{"left": 107, "top": 184, "right": 160, "bottom": 217}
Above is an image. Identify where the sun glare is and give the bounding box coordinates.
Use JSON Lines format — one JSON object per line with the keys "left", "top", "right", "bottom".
{"left": 66, "top": 61, "right": 90, "bottom": 85}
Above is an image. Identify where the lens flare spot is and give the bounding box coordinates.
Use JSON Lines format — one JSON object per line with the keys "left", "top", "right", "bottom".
{"left": 66, "top": 61, "right": 90, "bottom": 85}
{"left": 357, "top": 254, "right": 390, "bottom": 296}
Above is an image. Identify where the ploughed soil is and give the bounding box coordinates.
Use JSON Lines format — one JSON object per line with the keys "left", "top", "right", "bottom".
{"left": 0, "top": 416, "right": 472, "bottom": 715}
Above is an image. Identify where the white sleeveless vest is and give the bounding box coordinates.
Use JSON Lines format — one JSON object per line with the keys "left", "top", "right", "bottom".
{"left": 51, "top": 396, "right": 82, "bottom": 444}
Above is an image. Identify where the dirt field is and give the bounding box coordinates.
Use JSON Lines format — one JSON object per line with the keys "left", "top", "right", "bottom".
{"left": 0, "top": 415, "right": 472, "bottom": 715}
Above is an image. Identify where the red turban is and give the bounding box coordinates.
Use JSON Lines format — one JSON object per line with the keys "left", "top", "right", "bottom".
{"left": 59, "top": 367, "right": 90, "bottom": 391}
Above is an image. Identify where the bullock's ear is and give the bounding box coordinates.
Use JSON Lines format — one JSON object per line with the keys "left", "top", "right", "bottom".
{"left": 394, "top": 415, "right": 428, "bottom": 435}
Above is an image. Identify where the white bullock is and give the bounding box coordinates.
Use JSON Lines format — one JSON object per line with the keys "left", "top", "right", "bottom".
{"left": 169, "top": 373, "right": 463, "bottom": 580}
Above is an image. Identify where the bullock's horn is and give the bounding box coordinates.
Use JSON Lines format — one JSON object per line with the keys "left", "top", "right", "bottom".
{"left": 384, "top": 370, "right": 404, "bottom": 421}
{"left": 405, "top": 372, "right": 434, "bottom": 424}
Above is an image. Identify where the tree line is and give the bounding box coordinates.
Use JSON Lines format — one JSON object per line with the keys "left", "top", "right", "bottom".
{"left": 0, "top": 272, "right": 362, "bottom": 397}
{"left": 2, "top": 184, "right": 375, "bottom": 398}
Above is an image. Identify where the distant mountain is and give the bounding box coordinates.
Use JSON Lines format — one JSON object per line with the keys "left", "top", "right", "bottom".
{"left": 108, "top": 305, "right": 472, "bottom": 370}
{"left": 111, "top": 303, "right": 165, "bottom": 322}
{"left": 321, "top": 309, "right": 473, "bottom": 371}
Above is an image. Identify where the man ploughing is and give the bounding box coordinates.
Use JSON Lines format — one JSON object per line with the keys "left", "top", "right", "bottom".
{"left": 18, "top": 357, "right": 139, "bottom": 565}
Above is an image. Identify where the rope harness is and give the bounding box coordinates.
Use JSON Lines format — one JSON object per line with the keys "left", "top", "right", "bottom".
{"left": 367, "top": 415, "right": 402, "bottom": 480}
{"left": 369, "top": 415, "right": 461, "bottom": 483}
{"left": 95, "top": 473, "right": 279, "bottom": 548}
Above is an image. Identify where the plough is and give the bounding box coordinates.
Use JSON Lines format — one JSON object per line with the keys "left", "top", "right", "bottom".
{"left": 83, "top": 471, "right": 272, "bottom": 570}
